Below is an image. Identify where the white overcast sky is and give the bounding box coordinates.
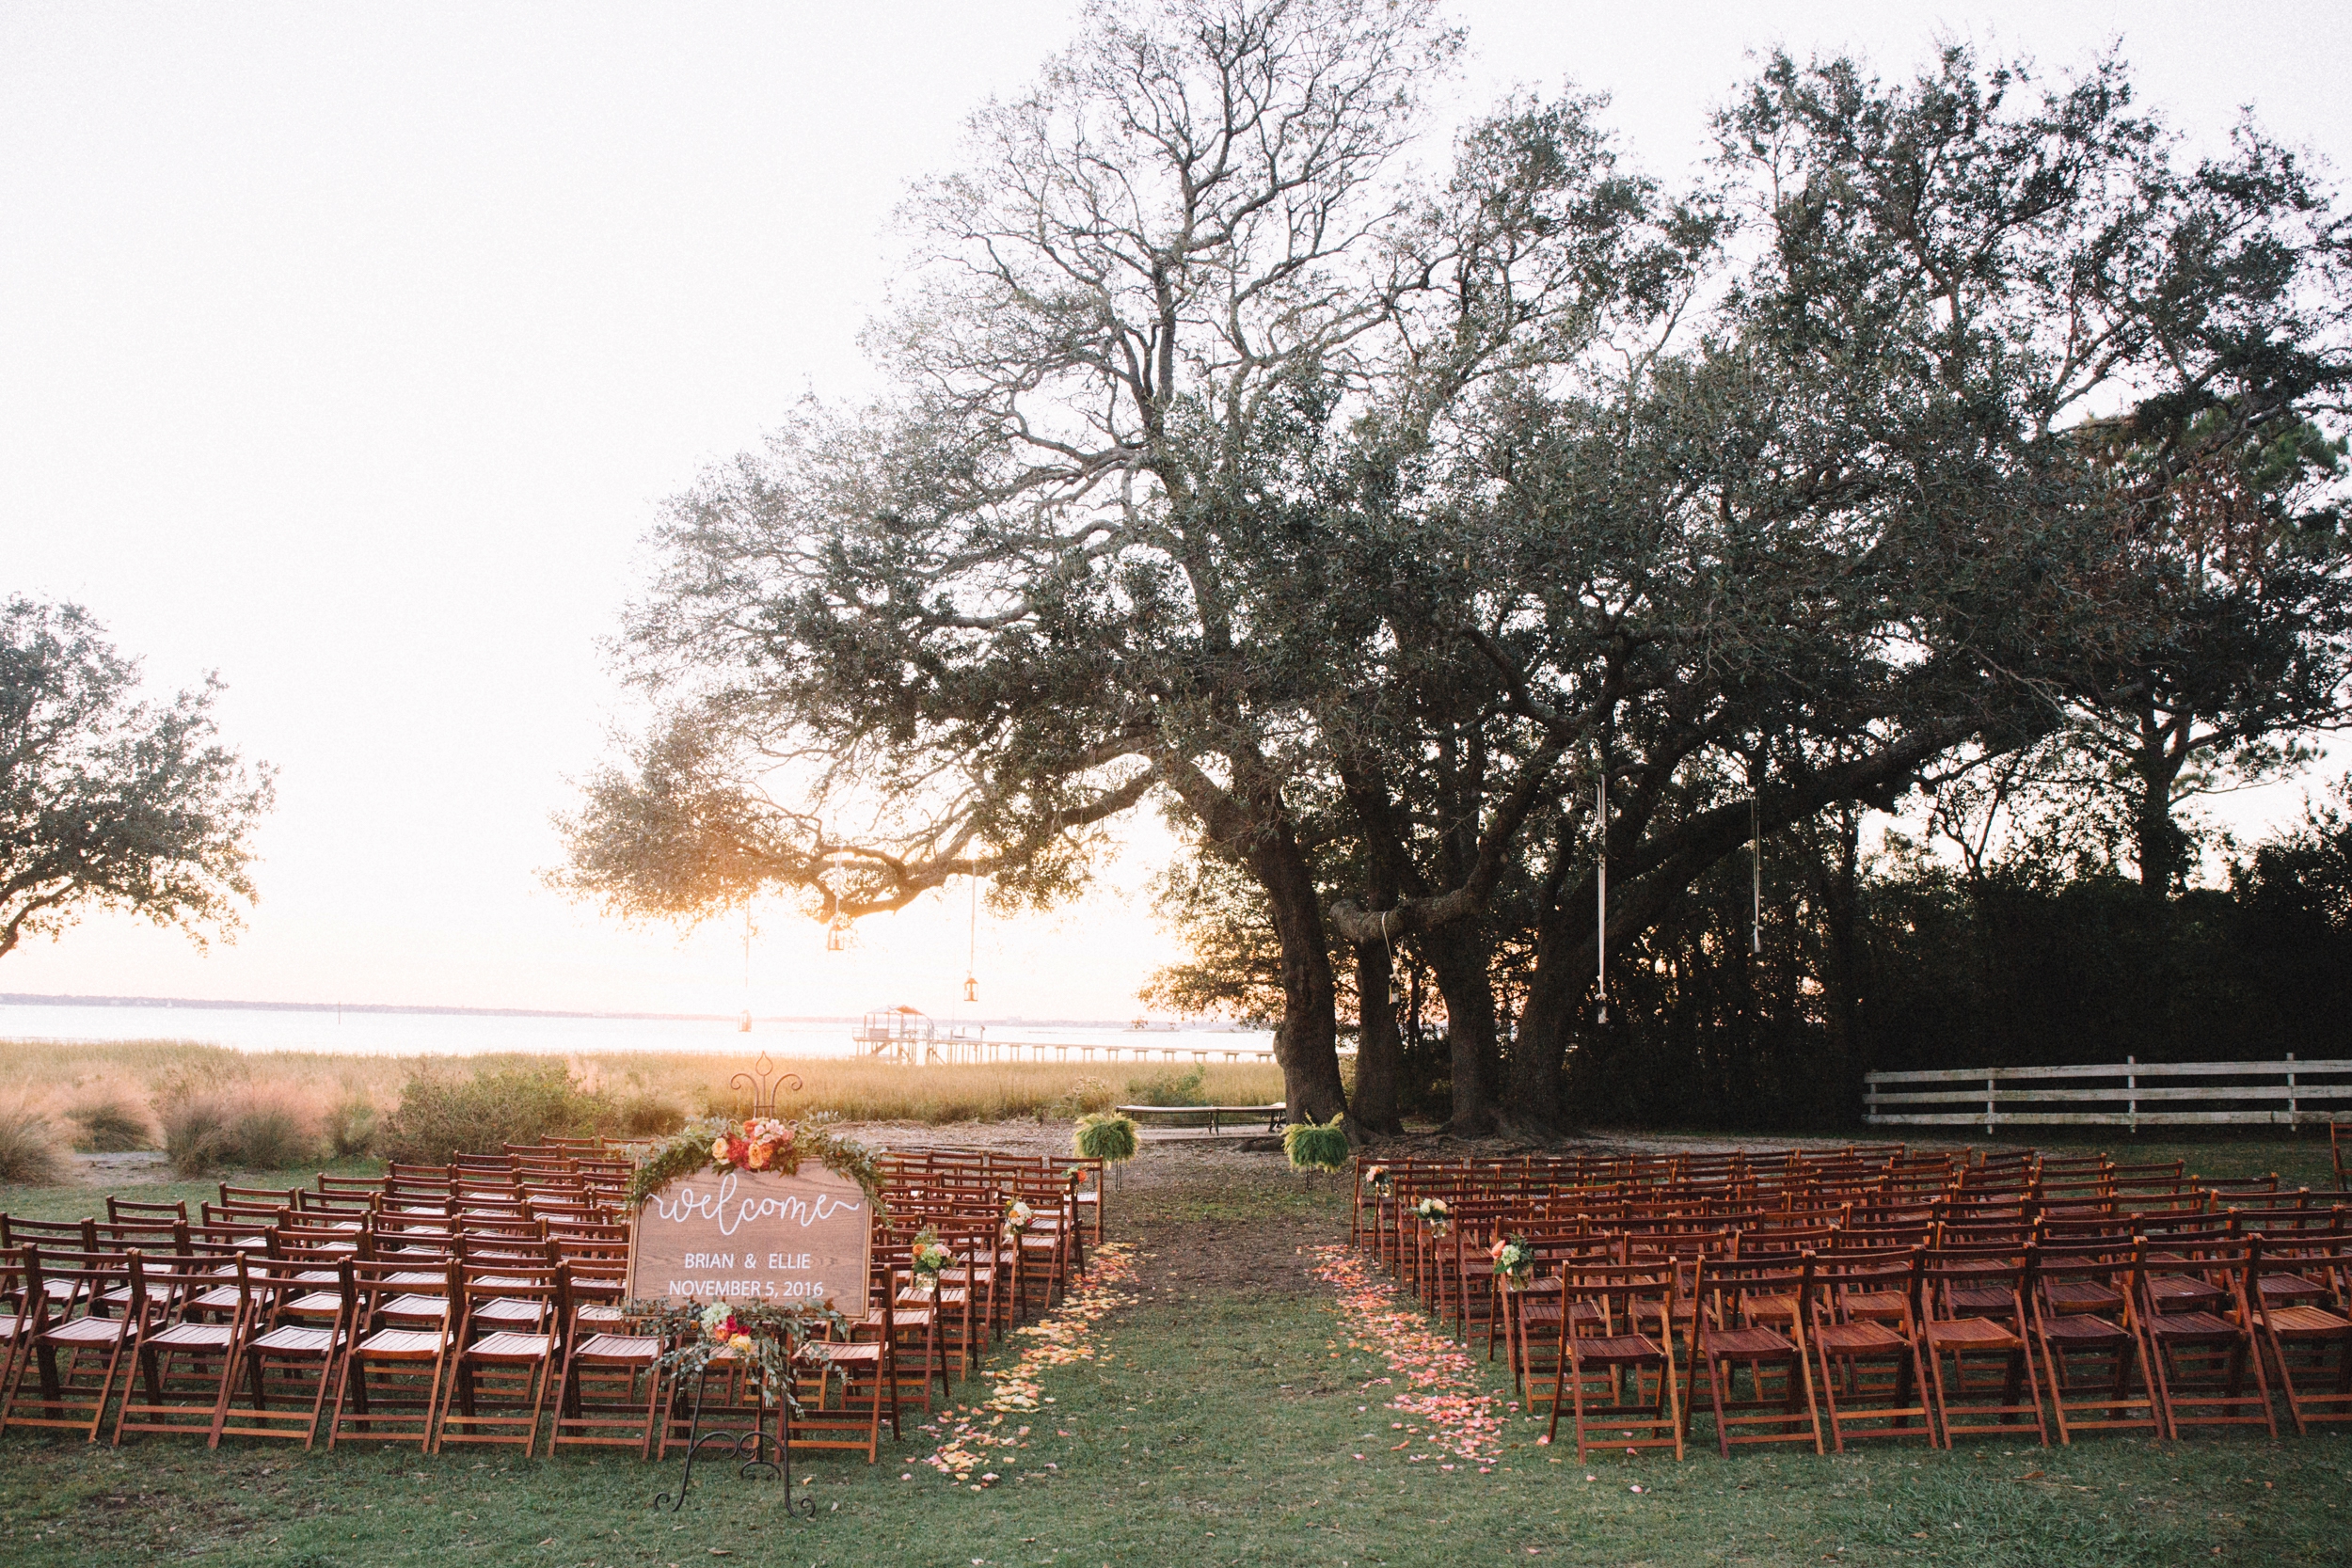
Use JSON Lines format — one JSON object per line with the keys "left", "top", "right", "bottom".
{"left": 5, "top": 1, "right": 2347, "bottom": 1021}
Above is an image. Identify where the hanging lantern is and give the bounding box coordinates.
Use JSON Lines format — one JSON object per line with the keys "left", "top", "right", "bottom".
{"left": 961, "top": 875, "right": 981, "bottom": 1006}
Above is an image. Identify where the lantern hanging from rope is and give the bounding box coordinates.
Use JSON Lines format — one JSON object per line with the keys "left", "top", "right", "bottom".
{"left": 961, "top": 873, "right": 980, "bottom": 1003}
{"left": 818, "top": 847, "right": 853, "bottom": 953}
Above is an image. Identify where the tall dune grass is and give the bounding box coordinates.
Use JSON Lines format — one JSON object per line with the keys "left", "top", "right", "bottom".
{"left": 0, "top": 1038, "right": 1286, "bottom": 1145}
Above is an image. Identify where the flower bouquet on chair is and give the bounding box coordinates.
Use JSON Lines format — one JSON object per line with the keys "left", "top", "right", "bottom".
{"left": 1362, "top": 1164, "right": 1391, "bottom": 1197}
{"left": 1001, "top": 1196, "right": 1037, "bottom": 1243}
{"left": 910, "top": 1227, "right": 953, "bottom": 1298}
{"left": 1412, "top": 1196, "right": 1452, "bottom": 1238}
{"left": 1489, "top": 1234, "right": 1534, "bottom": 1291}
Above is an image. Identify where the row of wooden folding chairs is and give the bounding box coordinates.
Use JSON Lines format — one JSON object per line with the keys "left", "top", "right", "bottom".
{"left": 0, "top": 1242, "right": 930, "bottom": 1466}
{"left": 1448, "top": 1195, "right": 2348, "bottom": 1377}
{"left": 1517, "top": 1233, "right": 2352, "bottom": 1462}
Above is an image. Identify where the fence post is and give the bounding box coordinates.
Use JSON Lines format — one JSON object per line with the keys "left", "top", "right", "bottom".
{"left": 2288, "top": 1053, "right": 2297, "bottom": 1125}
{"left": 1864, "top": 1074, "right": 1878, "bottom": 1125}
{"left": 1986, "top": 1072, "right": 1996, "bottom": 1135}
{"left": 2127, "top": 1055, "right": 2137, "bottom": 1136}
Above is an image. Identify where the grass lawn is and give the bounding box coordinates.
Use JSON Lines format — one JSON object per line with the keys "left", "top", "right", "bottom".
{"left": 0, "top": 1132, "right": 2346, "bottom": 1566}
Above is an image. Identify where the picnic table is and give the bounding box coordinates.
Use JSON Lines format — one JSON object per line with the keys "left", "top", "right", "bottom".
{"left": 1115, "top": 1102, "right": 1288, "bottom": 1133}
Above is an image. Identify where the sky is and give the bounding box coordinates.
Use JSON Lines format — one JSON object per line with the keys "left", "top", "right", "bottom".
{"left": 4, "top": 1, "right": 2348, "bottom": 1023}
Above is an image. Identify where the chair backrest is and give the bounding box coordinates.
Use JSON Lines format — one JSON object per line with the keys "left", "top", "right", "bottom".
{"left": 20, "top": 1246, "right": 131, "bottom": 1322}
{"left": 1554, "top": 1262, "right": 1679, "bottom": 1334}
{"left": 454, "top": 1261, "right": 565, "bottom": 1338}
{"left": 218, "top": 1184, "right": 299, "bottom": 1210}
{"left": 1810, "top": 1245, "right": 1923, "bottom": 1321}
{"left": 1920, "top": 1244, "right": 2031, "bottom": 1319}
{"left": 107, "top": 1196, "right": 188, "bottom": 1225}
{"left": 99, "top": 1219, "right": 192, "bottom": 1255}
{"left": 2027, "top": 1240, "right": 2148, "bottom": 1321}
{"left": 1, "top": 1215, "right": 98, "bottom": 1250}
{"left": 1695, "top": 1253, "right": 1817, "bottom": 1327}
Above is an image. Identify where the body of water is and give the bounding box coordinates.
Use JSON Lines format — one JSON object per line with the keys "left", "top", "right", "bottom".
{"left": 0, "top": 999, "right": 1274, "bottom": 1060}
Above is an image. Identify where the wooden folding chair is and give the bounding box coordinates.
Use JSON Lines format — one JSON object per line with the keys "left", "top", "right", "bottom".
{"left": 1919, "top": 1248, "right": 2047, "bottom": 1447}
{"left": 1540, "top": 1263, "right": 1684, "bottom": 1462}
{"left": 0, "top": 1248, "right": 141, "bottom": 1441}
{"left": 215, "top": 1256, "right": 354, "bottom": 1449}
{"left": 549, "top": 1272, "right": 664, "bottom": 1460}
{"left": 2138, "top": 1235, "right": 2273, "bottom": 1437}
{"left": 1809, "top": 1247, "right": 1934, "bottom": 1450}
{"left": 2026, "top": 1243, "right": 2163, "bottom": 1444}
{"left": 793, "top": 1283, "right": 899, "bottom": 1465}
{"left": 107, "top": 1196, "right": 188, "bottom": 1226}
{"left": 434, "top": 1262, "right": 566, "bottom": 1456}
{"left": 2245, "top": 1231, "right": 2352, "bottom": 1435}
{"left": 327, "top": 1259, "right": 460, "bottom": 1450}
{"left": 110, "top": 1252, "right": 248, "bottom": 1445}
{"left": 1687, "top": 1254, "right": 1823, "bottom": 1456}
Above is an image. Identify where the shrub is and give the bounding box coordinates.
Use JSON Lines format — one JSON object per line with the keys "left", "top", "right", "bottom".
{"left": 616, "top": 1087, "right": 686, "bottom": 1137}
{"left": 0, "top": 1105, "right": 70, "bottom": 1185}
{"left": 162, "top": 1087, "right": 321, "bottom": 1175}
{"left": 379, "top": 1064, "right": 615, "bottom": 1165}
{"left": 1283, "top": 1115, "right": 1349, "bottom": 1173}
{"left": 1073, "top": 1110, "right": 1138, "bottom": 1163}
{"left": 1123, "top": 1066, "right": 1208, "bottom": 1106}
{"left": 1042, "top": 1075, "right": 1114, "bottom": 1120}
{"left": 325, "top": 1095, "right": 378, "bottom": 1159}
{"left": 66, "top": 1093, "right": 154, "bottom": 1151}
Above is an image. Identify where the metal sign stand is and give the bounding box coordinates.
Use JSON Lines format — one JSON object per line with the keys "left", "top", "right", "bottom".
{"left": 650, "top": 1051, "right": 816, "bottom": 1517}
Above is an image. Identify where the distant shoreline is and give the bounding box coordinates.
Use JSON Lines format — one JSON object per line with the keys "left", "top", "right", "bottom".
{"left": 0, "top": 991, "right": 1233, "bottom": 1031}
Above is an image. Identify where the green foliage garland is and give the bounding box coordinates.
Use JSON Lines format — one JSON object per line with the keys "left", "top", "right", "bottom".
{"left": 1073, "top": 1110, "right": 1138, "bottom": 1163}
{"left": 1283, "top": 1114, "right": 1349, "bottom": 1173}
{"left": 626, "top": 1115, "right": 885, "bottom": 1214}
{"left": 629, "top": 1296, "right": 852, "bottom": 1415}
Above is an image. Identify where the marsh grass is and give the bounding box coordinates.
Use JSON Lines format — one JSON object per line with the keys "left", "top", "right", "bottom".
{"left": 63, "top": 1092, "right": 152, "bottom": 1151}
{"left": 0, "top": 1105, "right": 69, "bottom": 1185}
{"left": 0, "top": 1038, "right": 1286, "bottom": 1150}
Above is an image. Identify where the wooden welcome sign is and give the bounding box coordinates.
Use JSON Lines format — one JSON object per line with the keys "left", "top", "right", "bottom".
{"left": 628, "top": 1163, "right": 874, "bottom": 1312}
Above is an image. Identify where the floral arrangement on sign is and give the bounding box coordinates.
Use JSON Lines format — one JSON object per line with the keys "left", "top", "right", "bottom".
{"left": 1412, "top": 1196, "right": 1452, "bottom": 1236}
{"left": 909, "top": 1227, "right": 954, "bottom": 1297}
{"left": 626, "top": 1114, "right": 885, "bottom": 1213}
{"left": 1489, "top": 1234, "right": 1534, "bottom": 1291}
{"left": 634, "top": 1295, "right": 853, "bottom": 1414}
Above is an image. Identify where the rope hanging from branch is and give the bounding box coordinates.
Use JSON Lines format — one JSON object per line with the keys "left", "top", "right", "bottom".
{"left": 1596, "top": 770, "right": 1609, "bottom": 1026}
{"left": 1751, "top": 791, "right": 1763, "bottom": 957}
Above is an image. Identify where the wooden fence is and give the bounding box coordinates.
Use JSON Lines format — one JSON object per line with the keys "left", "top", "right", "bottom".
{"left": 1863, "top": 1056, "right": 2352, "bottom": 1132}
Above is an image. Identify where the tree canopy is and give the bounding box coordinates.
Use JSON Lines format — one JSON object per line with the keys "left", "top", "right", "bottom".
{"left": 564, "top": 3, "right": 2352, "bottom": 1133}
{"left": 0, "top": 597, "right": 275, "bottom": 960}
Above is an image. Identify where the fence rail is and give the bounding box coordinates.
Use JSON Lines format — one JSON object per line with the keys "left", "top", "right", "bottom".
{"left": 1863, "top": 1056, "right": 2352, "bottom": 1132}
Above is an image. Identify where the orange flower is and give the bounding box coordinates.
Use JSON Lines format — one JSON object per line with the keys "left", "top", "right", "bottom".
{"left": 746, "top": 1141, "right": 772, "bottom": 1171}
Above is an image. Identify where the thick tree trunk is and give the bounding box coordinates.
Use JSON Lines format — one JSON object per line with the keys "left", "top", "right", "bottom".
{"left": 2131, "top": 707, "right": 2188, "bottom": 902}
{"left": 1351, "top": 908, "right": 1405, "bottom": 1134}
{"left": 1425, "top": 922, "right": 1498, "bottom": 1133}
{"left": 1503, "top": 899, "right": 1583, "bottom": 1132}
{"left": 1807, "top": 805, "right": 1867, "bottom": 1127}
{"left": 1246, "top": 826, "right": 1350, "bottom": 1126}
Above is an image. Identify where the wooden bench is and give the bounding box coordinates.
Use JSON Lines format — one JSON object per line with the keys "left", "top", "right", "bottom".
{"left": 1115, "top": 1102, "right": 1287, "bottom": 1134}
